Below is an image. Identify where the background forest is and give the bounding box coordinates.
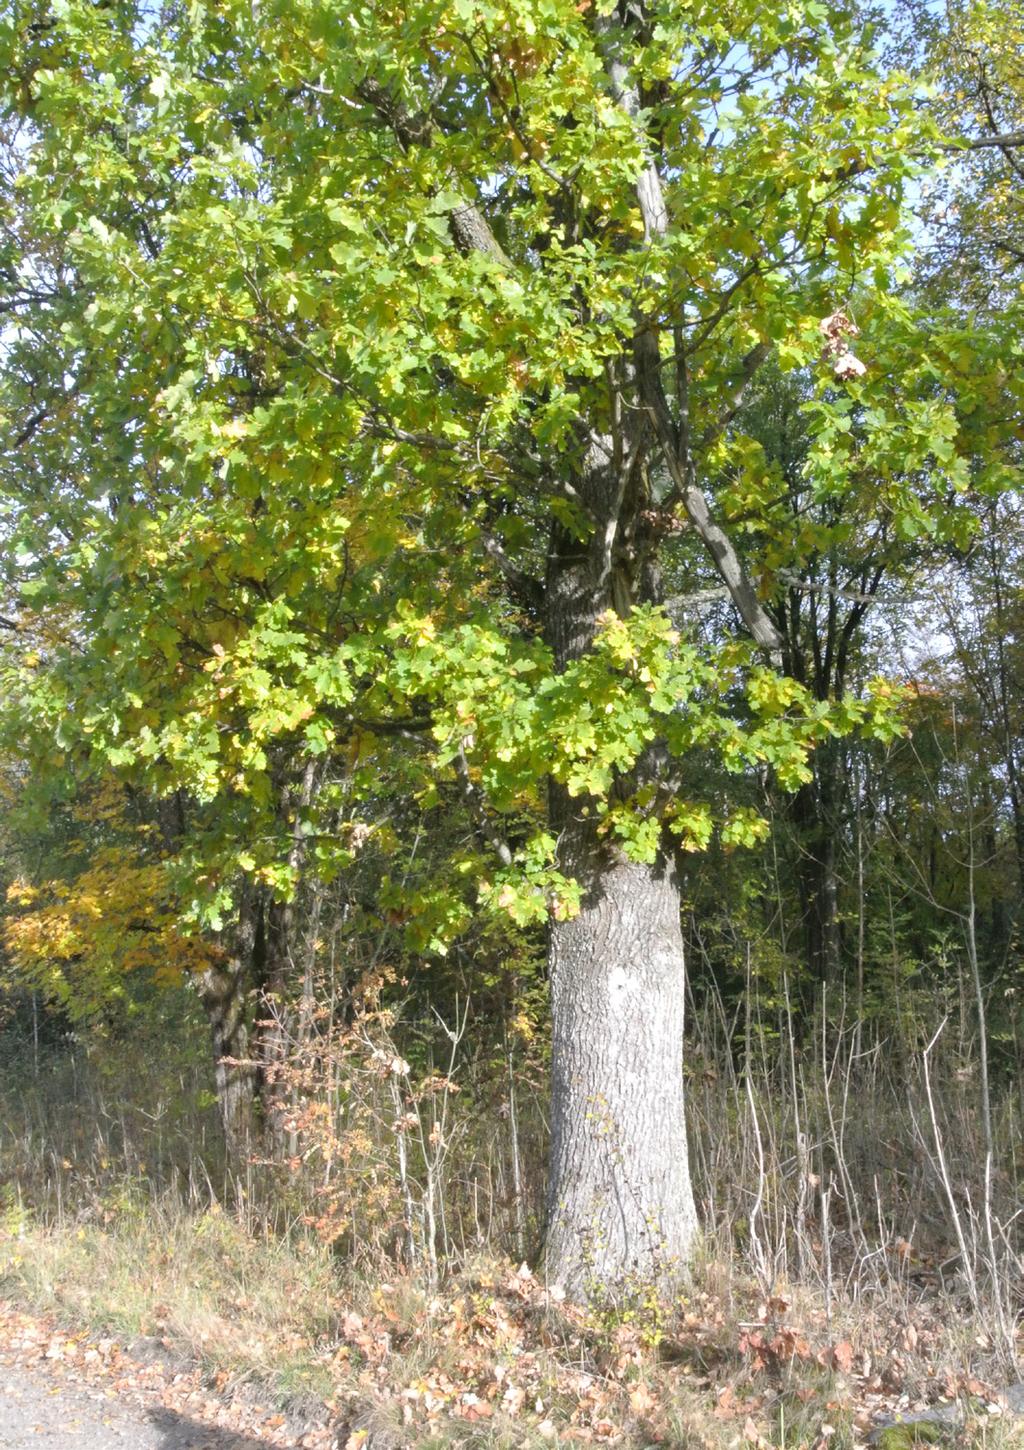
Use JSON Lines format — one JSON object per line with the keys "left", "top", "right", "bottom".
{"left": 1, "top": 0, "right": 1023, "bottom": 1446}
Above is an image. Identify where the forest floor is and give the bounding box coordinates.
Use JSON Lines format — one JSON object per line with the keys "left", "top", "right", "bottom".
{"left": 3, "top": 1217, "right": 1024, "bottom": 1450}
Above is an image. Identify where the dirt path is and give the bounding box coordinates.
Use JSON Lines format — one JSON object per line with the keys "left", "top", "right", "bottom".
{"left": 0, "top": 1304, "right": 332, "bottom": 1450}
{"left": 1, "top": 1358, "right": 269, "bottom": 1448}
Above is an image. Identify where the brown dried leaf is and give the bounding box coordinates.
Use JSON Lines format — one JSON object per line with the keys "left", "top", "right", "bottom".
{"left": 831, "top": 1340, "right": 855, "bottom": 1374}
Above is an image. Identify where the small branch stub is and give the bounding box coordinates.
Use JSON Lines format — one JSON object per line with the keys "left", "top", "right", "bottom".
{"left": 820, "top": 310, "right": 867, "bottom": 380}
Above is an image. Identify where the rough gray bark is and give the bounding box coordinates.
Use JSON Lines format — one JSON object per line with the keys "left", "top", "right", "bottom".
{"left": 545, "top": 842, "right": 698, "bottom": 1296}
{"left": 541, "top": 428, "right": 699, "bottom": 1296}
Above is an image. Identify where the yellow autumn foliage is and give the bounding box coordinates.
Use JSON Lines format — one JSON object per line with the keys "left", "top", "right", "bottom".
{"left": 3, "top": 847, "right": 215, "bottom": 1023}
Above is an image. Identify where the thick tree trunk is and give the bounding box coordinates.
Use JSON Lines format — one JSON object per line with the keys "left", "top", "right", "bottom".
{"left": 545, "top": 839, "right": 698, "bottom": 1296}
{"left": 541, "top": 428, "right": 698, "bottom": 1296}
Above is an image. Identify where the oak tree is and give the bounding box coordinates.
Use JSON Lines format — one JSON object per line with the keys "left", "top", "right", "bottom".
{"left": 2, "top": 0, "right": 1004, "bottom": 1293}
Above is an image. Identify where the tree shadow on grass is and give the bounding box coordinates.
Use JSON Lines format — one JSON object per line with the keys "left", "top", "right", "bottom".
{"left": 147, "top": 1404, "right": 279, "bottom": 1449}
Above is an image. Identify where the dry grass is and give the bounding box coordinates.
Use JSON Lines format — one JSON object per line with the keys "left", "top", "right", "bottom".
{"left": 1, "top": 994, "right": 1022, "bottom": 1447}
{"left": 0, "top": 1199, "right": 336, "bottom": 1382}
{"left": 2, "top": 1195, "right": 1021, "bottom": 1448}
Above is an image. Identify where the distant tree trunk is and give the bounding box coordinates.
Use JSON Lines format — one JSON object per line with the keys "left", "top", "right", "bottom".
{"left": 254, "top": 894, "right": 293, "bottom": 1150}
{"left": 791, "top": 751, "right": 841, "bottom": 989}
{"left": 196, "top": 894, "right": 259, "bottom": 1162}
{"left": 987, "top": 528, "right": 1024, "bottom": 902}
{"left": 149, "top": 790, "right": 257, "bottom": 1163}
{"left": 251, "top": 760, "right": 323, "bottom": 1154}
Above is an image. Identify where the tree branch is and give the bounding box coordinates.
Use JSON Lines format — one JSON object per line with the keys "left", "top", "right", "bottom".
{"left": 478, "top": 527, "right": 543, "bottom": 614}
{"left": 699, "top": 341, "right": 772, "bottom": 451}
{"left": 777, "top": 569, "right": 924, "bottom": 606}
{"left": 353, "top": 715, "right": 433, "bottom": 737}
{"left": 454, "top": 742, "right": 514, "bottom": 867}
{"left": 360, "top": 414, "right": 462, "bottom": 452}
{"left": 634, "top": 329, "right": 783, "bottom": 657}
{"left": 951, "top": 130, "right": 1024, "bottom": 152}
{"left": 355, "top": 77, "right": 511, "bottom": 267}
{"left": 9, "top": 408, "right": 47, "bottom": 450}
{"left": 592, "top": 20, "right": 782, "bottom": 659}
{"left": 664, "top": 587, "right": 730, "bottom": 615}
